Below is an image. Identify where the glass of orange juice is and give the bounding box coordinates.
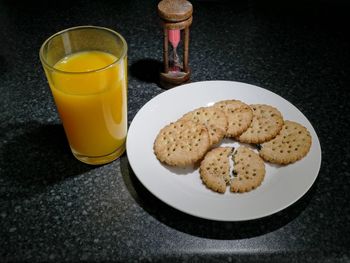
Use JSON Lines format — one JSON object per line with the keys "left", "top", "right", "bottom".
{"left": 40, "top": 26, "right": 128, "bottom": 165}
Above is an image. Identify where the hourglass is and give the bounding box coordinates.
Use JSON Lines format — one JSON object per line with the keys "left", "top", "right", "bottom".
{"left": 158, "top": 0, "right": 193, "bottom": 87}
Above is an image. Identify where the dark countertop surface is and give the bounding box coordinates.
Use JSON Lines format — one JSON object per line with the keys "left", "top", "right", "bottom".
{"left": 1, "top": 0, "right": 349, "bottom": 262}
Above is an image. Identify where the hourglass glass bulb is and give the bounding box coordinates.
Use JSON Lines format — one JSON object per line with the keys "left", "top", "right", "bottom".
{"left": 168, "top": 29, "right": 180, "bottom": 48}
{"left": 168, "top": 29, "right": 181, "bottom": 72}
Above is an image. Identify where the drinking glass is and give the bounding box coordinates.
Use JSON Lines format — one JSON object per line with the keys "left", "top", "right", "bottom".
{"left": 40, "top": 26, "right": 128, "bottom": 165}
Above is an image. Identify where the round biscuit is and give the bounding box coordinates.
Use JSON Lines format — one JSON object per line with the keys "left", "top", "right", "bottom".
{"left": 237, "top": 104, "right": 284, "bottom": 144}
{"left": 259, "top": 120, "right": 312, "bottom": 164}
{"left": 199, "top": 147, "right": 233, "bottom": 193}
{"left": 213, "top": 100, "right": 253, "bottom": 138}
{"left": 179, "top": 106, "right": 227, "bottom": 146}
{"left": 230, "top": 146, "right": 265, "bottom": 193}
{"left": 153, "top": 120, "right": 210, "bottom": 167}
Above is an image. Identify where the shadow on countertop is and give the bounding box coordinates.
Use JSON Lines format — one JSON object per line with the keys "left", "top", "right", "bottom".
{"left": 120, "top": 156, "right": 317, "bottom": 240}
{"left": 130, "top": 59, "right": 163, "bottom": 86}
{"left": 0, "top": 122, "right": 93, "bottom": 200}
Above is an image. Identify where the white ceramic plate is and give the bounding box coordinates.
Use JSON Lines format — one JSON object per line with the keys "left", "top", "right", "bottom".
{"left": 126, "top": 81, "right": 322, "bottom": 221}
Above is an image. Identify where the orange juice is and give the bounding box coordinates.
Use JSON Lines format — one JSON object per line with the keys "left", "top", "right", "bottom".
{"left": 47, "top": 51, "right": 127, "bottom": 159}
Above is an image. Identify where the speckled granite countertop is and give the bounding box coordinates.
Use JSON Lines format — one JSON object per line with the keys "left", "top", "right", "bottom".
{"left": 1, "top": 0, "right": 349, "bottom": 262}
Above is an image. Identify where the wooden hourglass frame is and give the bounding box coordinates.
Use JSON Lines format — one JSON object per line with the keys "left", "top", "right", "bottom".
{"left": 158, "top": 0, "right": 193, "bottom": 86}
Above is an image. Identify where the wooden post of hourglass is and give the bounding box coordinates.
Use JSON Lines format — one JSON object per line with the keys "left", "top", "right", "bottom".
{"left": 158, "top": 0, "right": 193, "bottom": 87}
